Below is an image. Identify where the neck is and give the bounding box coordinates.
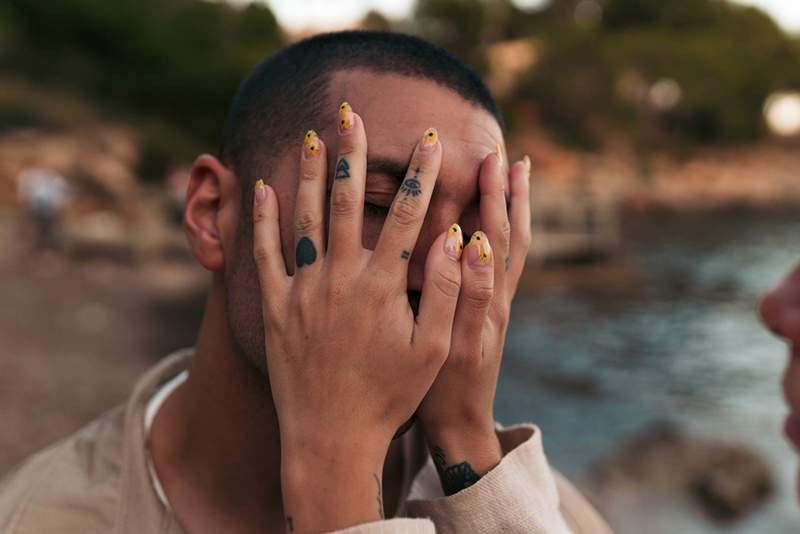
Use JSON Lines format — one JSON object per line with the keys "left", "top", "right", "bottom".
{"left": 150, "top": 281, "right": 284, "bottom": 533}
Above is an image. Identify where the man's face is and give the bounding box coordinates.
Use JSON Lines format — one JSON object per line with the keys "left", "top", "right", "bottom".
{"left": 225, "top": 69, "right": 505, "bottom": 369}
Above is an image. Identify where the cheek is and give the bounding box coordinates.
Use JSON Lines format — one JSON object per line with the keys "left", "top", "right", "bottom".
{"left": 224, "top": 252, "right": 267, "bottom": 371}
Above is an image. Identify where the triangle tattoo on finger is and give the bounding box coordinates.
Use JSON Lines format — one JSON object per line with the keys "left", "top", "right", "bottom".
{"left": 335, "top": 158, "right": 350, "bottom": 180}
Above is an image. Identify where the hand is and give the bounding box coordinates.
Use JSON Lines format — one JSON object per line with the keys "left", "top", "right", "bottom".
{"left": 252, "top": 103, "right": 464, "bottom": 532}
{"left": 418, "top": 152, "right": 532, "bottom": 495}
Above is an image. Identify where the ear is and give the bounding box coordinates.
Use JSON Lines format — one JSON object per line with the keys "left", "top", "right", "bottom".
{"left": 184, "top": 154, "right": 236, "bottom": 272}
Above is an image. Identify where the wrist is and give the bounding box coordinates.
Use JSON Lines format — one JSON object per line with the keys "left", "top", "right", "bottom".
{"left": 425, "top": 425, "right": 502, "bottom": 477}
{"left": 281, "top": 439, "right": 389, "bottom": 532}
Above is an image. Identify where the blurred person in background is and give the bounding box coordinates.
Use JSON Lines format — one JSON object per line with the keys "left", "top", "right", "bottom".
{"left": 16, "top": 166, "right": 71, "bottom": 250}
{"left": 760, "top": 262, "right": 800, "bottom": 498}
{"left": 0, "top": 32, "right": 612, "bottom": 534}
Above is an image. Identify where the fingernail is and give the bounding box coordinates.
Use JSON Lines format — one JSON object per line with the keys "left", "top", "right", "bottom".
{"left": 444, "top": 223, "right": 463, "bottom": 259}
{"left": 254, "top": 179, "right": 266, "bottom": 204}
{"left": 339, "top": 102, "right": 353, "bottom": 132}
{"left": 495, "top": 144, "right": 503, "bottom": 159}
{"left": 303, "top": 130, "right": 320, "bottom": 159}
{"left": 523, "top": 154, "right": 531, "bottom": 178}
{"left": 420, "top": 127, "right": 438, "bottom": 151}
{"left": 466, "top": 231, "right": 492, "bottom": 266}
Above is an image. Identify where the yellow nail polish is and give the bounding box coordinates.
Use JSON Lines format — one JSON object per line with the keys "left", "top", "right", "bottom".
{"left": 523, "top": 154, "right": 531, "bottom": 180}
{"left": 303, "top": 130, "right": 320, "bottom": 158}
{"left": 444, "top": 223, "right": 463, "bottom": 259}
{"left": 467, "top": 231, "right": 492, "bottom": 265}
{"left": 422, "top": 127, "right": 438, "bottom": 150}
{"left": 495, "top": 144, "right": 502, "bottom": 158}
{"left": 339, "top": 102, "right": 353, "bottom": 130}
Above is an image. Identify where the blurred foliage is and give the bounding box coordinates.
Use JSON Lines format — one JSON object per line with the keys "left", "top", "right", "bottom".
{"left": 0, "top": 0, "right": 284, "bottom": 179}
{"left": 413, "top": 0, "right": 800, "bottom": 153}
{"left": 1, "top": 0, "right": 800, "bottom": 180}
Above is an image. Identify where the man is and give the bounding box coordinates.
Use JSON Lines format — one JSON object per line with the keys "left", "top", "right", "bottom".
{"left": 0, "top": 31, "right": 612, "bottom": 533}
{"left": 760, "top": 262, "right": 800, "bottom": 498}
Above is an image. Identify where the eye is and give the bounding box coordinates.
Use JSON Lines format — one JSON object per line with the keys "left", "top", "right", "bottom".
{"left": 364, "top": 201, "right": 389, "bottom": 218}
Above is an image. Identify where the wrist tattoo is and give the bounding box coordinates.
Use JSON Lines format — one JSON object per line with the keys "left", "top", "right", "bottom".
{"left": 286, "top": 516, "right": 294, "bottom": 532}
{"left": 373, "top": 473, "right": 385, "bottom": 519}
{"left": 335, "top": 157, "right": 350, "bottom": 179}
{"left": 400, "top": 249, "right": 410, "bottom": 260}
{"left": 504, "top": 255, "right": 510, "bottom": 272}
{"left": 295, "top": 236, "right": 317, "bottom": 268}
{"left": 399, "top": 167, "right": 422, "bottom": 197}
{"left": 431, "top": 446, "right": 481, "bottom": 496}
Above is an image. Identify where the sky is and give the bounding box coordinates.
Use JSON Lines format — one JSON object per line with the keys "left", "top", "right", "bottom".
{"left": 248, "top": 0, "right": 800, "bottom": 34}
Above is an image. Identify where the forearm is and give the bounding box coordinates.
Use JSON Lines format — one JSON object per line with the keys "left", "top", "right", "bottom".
{"left": 281, "top": 437, "right": 388, "bottom": 533}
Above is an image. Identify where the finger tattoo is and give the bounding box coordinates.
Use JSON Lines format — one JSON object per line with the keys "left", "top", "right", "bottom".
{"left": 400, "top": 249, "right": 410, "bottom": 260}
{"left": 335, "top": 157, "right": 350, "bottom": 180}
{"left": 399, "top": 167, "right": 422, "bottom": 197}
{"left": 295, "top": 236, "right": 317, "bottom": 268}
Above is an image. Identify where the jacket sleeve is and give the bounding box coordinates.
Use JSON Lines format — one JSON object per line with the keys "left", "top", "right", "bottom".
{"left": 402, "top": 424, "right": 613, "bottom": 534}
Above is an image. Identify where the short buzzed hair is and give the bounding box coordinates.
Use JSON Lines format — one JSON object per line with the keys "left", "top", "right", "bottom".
{"left": 220, "top": 30, "right": 503, "bottom": 209}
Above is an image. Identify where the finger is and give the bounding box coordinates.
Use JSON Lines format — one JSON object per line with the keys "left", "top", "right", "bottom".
{"left": 506, "top": 155, "right": 531, "bottom": 296}
{"left": 328, "top": 102, "right": 367, "bottom": 262}
{"left": 414, "top": 224, "right": 464, "bottom": 357}
{"left": 479, "top": 151, "right": 510, "bottom": 302}
{"left": 253, "top": 180, "right": 290, "bottom": 316}
{"left": 450, "top": 231, "right": 495, "bottom": 361}
{"left": 293, "top": 130, "right": 326, "bottom": 274}
{"left": 372, "top": 127, "right": 442, "bottom": 277}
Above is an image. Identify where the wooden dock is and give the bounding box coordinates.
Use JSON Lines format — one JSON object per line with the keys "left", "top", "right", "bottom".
{"left": 528, "top": 182, "right": 621, "bottom": 265}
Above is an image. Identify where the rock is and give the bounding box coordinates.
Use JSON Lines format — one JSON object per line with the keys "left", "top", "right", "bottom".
{"left": 591, "top": 421, "right": 773, "bottom": 523}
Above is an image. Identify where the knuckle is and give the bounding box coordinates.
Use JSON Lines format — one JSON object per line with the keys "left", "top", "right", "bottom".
{"left": 294, "top": 210, "right": 319, "bottom": 234}
{"left": 253, "top": 244, "right": 270, "bottom": 266}
{"left": 331, "top": 188, "right": 359, "bottom": 217}
{"left": 464, "top": 282, "right": 494, "bottom": 309}
{"left": 424, "top": 338, "right": 450, "bottom": 364}
{"left": 500, "top": 220, "right": 512, "bottom": 248}
{"left": 300, "top": 166, "right": 319, "bottom": 182}
{"left": 432, "top": 267, "right": 461, "bottom": 299}
{"left": 391, "top": 196, "right": 422, "bottom": 229}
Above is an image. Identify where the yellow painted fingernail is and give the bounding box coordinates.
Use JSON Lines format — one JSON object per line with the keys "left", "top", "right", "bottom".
{"left": 303, "top": 130, "right": 320, "bottom": 159}
{"left": 339, "top": 101, "right": 353, "bottom": 131}
{"left": 523, "top": 154, "right": 531, "bottom": 180}
{"left": 421, "top": 127, "right": 438, "bottom": 151}
{"left": 495, "top": 144, "right": 502, "bottom": 158}
{"left": 467, "top": 231, "right": 492, "bottom": 266}
{"left": 444, "top": 223, "right": 463, "bottom": 259}
{"left": 254, "top": 179, "right": 266, "bottom": 204}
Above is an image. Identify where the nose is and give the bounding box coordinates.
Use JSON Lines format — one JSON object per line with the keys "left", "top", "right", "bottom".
{"left": 759, "top": 287, "right": 786, "bottom": 339}
{"left": 759, "top": 271, "right": 800, "bottom": 344}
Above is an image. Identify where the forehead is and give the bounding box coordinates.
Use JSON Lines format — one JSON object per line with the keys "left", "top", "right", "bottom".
{"left": 327, "top": 69, "right": 505, "bottom": 194}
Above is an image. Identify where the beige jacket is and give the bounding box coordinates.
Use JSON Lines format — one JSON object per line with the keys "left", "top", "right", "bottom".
{"left": 0, "top": 349, "right": 612, "bottom": 534}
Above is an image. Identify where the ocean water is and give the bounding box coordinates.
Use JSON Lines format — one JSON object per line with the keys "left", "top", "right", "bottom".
{"left": 497, "top": 209, "right": 800, "bottom": 534}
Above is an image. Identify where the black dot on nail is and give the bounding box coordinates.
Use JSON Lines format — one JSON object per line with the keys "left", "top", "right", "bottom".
{"left": 475, "top": 236, "right": 481, "bottom": 240}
